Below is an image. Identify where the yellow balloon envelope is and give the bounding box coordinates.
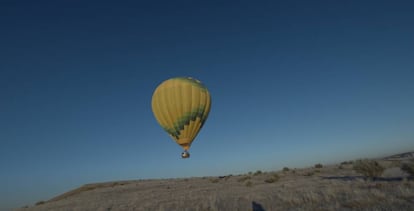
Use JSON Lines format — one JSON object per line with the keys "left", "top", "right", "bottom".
{"left": 151, "top": 77, "right": 211, "bottom": 158}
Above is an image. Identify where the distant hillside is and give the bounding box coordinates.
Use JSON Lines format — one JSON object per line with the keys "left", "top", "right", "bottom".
{"left": 383, "top": 151, "right": 414, "bottom": 161}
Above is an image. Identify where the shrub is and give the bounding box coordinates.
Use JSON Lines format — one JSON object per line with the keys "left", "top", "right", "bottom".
{"left": 265, "top": 174, "right": 279, "bottom": 183}
{"left": 245, "top": 181, "right": 253, "bottom": 187}
{"left": 314, "top": 163, "right": 323, "bottom": 168}
{"left": 353, "top": 159, "right": 384, "bottom": 179}
{"left": 264, "top": 178, "right": 277, "bottom": 183}
{"left": 210, "top": 178, "right": 219, "bottom": 183}
{"left": 341, "top": 161, "right": 354, "bottom": 165}
{"left": 253, "top": 170, "right": 262, "bottom": 176}
{"left": 35, "top": 201, "right": 45, "bottom": 206}
{"left": 283, "top": 167, "right": 290, "bottom": 172}
{"left": 401, "top": 161, "right": 414, "bottom": 176}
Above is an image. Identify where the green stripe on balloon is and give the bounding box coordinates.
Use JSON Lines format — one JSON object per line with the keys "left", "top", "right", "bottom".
{"left": 163, "top": 106, "right": 209, "bottom": 139}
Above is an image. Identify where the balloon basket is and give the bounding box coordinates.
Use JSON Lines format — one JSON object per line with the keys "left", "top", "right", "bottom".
{"left": 181, "top": 151, "right": 190, "bottom": 159}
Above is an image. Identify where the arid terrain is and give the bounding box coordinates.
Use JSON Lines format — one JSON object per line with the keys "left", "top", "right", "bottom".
{"left": 15, "top": 153, "right": 414, "bottom": 211}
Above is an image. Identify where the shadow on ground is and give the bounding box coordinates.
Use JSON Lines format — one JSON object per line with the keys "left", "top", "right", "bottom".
{"left": 252, "top": 201, "right": 265, "bottom": 211}
{"left": 321, "top": 176, "right": 413, "bottom": 181}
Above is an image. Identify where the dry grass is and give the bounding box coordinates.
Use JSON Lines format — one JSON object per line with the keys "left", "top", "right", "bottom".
{"left": 353, "top": 159, "right": 385, "bottom": 179}
{"left": 237, "top": 176, "right": 251, "bottom": 182}
{"left": 15, "top": 155, "right": 414, "bottom": 211}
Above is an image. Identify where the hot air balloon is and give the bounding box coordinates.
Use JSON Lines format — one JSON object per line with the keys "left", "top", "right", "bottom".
{"left": 151, "top": 77, "right": 211, "bottom": 158}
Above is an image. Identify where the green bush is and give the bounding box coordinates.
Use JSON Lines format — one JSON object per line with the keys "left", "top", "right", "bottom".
{"left": 353, "top": 159, "right": 384, "bottom": 179}
{"left": 283, "top": 167, "right": 290, "bottom": 172}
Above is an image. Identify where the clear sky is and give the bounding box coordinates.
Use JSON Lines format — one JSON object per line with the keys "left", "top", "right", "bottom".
{"left": 1, "top": 0, "right": 414, "bottom": 209}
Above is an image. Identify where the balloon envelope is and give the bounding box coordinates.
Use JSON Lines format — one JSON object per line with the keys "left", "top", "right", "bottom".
{"left": 151, "top": 77, "right": 211, "bottom": 151}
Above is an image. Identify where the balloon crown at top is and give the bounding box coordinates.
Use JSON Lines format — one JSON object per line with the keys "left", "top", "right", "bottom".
{"left": 185, "top": 77, "right": 201, "bottom": 83}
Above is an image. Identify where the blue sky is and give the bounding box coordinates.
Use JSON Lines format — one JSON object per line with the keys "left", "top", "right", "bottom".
{"left": 1, "top": 0, "right": 414, "bottom": 209}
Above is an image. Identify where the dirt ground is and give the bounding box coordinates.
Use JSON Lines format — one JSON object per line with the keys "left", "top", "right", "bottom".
{"left": 15, "top": 158, "right": 414, "bottom": 211}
